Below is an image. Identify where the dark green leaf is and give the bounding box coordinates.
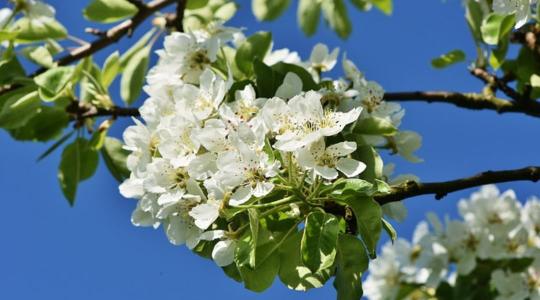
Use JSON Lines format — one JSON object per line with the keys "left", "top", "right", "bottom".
{"left": 101, "top": 137, "right": 130, "bottom": 182}
{"left": 121, "top": 46, "right": 150, "bottom": 105}
{"left": 9, "top": 106, "right": 69, "bottom": 141}
{"left": 37, "top": 130, "right": 75, "bottom": 161}
{"left": 271, "top": 62, "right": 318, "bottom": 91}
{"left": 58, "top": 138, "right": 99, "bottom": 205}
{"left": 297, "top": 0, "right": 321, "bottom": 36}
{"left": 235, "top": 31, "right": 272, "bottom": 76}
{"left": 301, "top": 211, "right": 339, "bottom": 273}
{"left": 333, "top": 234, "right": 369, "bottom": 300}
{"left": 0, "top": 90, "right": 40, "bottom": 129}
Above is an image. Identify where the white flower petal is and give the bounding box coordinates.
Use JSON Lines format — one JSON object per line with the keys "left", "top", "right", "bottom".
{"left": 212, "top": 240, "right": 236, "bottom": 267}
{"left": 336, "top": 157, "right": 366, "bottom": 177}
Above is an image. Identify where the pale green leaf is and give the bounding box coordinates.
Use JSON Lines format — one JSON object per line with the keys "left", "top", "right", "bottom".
{"left": 431, "top": 50, "right": 466, "bottom": 69}
{"left": 83, "top": 0, "right": 138, "bottom": 23}
{"left": 252, "top": 0, "right": 290, "bottom": 21}
{"left": 121, "top": 46, "right": 150, "bottom": 105}
{"left": 297, "top": 0, "right": 321, "bottom": 36}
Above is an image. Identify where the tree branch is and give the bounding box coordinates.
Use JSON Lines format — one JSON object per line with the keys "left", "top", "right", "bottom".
{"left": 470, "top": 67, "right": 526, "bottom": 102}
{"left": 31, "top": 0, "right": 176, "bottom": 77}
{"left": 375, "top": 166, "right": 540, "bottom": 205}
{"left": 383, "top": 91, "right": 540, "bottom": 118}
{"left": 174, "top": 0, "right": 187, "bottom": 32}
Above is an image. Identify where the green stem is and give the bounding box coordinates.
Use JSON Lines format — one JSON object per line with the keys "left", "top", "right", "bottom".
{"left": 235, "top": 196, "right": 296, "bottom": 209}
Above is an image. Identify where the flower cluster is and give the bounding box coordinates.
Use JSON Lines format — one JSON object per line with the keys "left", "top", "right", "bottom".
{"left": 119, "top": 23, "right": 420, "bottom": 269}
{"left": 364, "top": 185, "right": 540, "bottom": 300}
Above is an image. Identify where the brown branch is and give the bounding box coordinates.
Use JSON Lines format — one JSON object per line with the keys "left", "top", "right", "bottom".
{"left": 375, "top": 166, "right": 540, "bottom": 205}
{"left": 383, "top": 91, "right": 540, "bottom": 118}
{"left": 66, "top": 102, "right": 140, "bottom": 121}
{"left": 174, "top": 0, "right": 187, "bottom": 32}
{"left": 470, "top": 67, "right": 525, "bottom": 102}
{"left": 31, "top": 0, "right": 176, "bottom": 77}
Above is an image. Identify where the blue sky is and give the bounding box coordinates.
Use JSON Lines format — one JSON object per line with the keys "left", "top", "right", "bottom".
{"left": 1, "top": 0, "right": 539, "bottom": 299}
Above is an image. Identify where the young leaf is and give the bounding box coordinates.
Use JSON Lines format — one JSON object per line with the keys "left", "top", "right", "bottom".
{"left": 101, "top": 137, "right": 130, "bottom": 182}
{"left": 58, "top": 138, "right": 99, "bottom": 205}
{"left": 481, "top": 13, "right": 515, "bottom": 45}
{"left": 101, "top": 51, "right": 121, "bottom": 88}
{"left": 83, "top": 0, "right": 138, "bottom": 23}
{"left": 13, "top": 17, "right": 67, "bottom": 42}
{"left": 301, "top": 211, "right": 340, "bottom": 273}
{"left": 370, "top": 0, "right": 392, "bottom": 15}
{"left": 354, "top": 116, "right": 398, "bottom": 136}
{"left": 431, "top": 50, "right": 466, "bottom": 69}
{"left": 121, "top": 46, "right": 150, "bottom": 105}
{"left": 0, "top": 56, "right": 26, "bottom": 85}
{"left": 235, "top": 31, "right": 272, "bottom": 76}
{"left": 252, "top": 0, "right": 291, "bottom": 21}
{"left": 321, "top": 0, "right": 352, "bottom": 39}
{"left": 297, "top": 0, "right": 321, "bottom": 36}
{"left": 186, "top": 0, "right": 209, "bottom": 10}
{"left": 353, "top": 144, "right": 383, "bottom": 183}
{"left": 338, "top": 196, "right": 382, "bottom": 258}
{"left": 119, "top": 29, "right": 155, "bottom": 70}
{"left": 333, "top": 234, "right": 369, "bottom": 300}
{"left": 0, "top": 90, "right": 40, "bottom": 129}
{"left": 26, "top": 46, "right": 54, "bottom": 68}
{"left": 34, "top": 66, "right": 75, "bottom": 102}
{"left": 248, "top": 208, "right": 260, "bottom": 268}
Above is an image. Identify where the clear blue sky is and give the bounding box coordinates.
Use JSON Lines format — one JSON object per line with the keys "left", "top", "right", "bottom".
{"left": 1, "top": 0, "right": 539, "bottom": 299}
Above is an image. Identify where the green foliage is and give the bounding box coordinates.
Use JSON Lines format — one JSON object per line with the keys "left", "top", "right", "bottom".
{"left": 354, "top": 116, "right": 398, "bottom": 136}
{"left": 83, "top": 0, "right": 138, "bottom": 23}
{"left": 235, "top": 31, "right": 272, "bottom": 76}
{"left": 337, "top": 196, "right": 382, "bottom": 258}
{"left": 102, "top": 51, "right": 121, "bottom": 88}
{"left": 121, "top": 46, "right": 150, "bottom": 105}
{"left": 0, "top": 89, "right": 40, "bottom": 129}
{"left": 321, "top": 0, "right": 352, "bottom": 39}
{"left": 34, "top": 66, "right": 75, "bottom": 101}
{"left": 333, "top": 234, "right": 369, "bottom": 300}
{"left": 101, "top": 137, "right": 131, "bottom": 182}
{"left": 252, "top": 0, "right": 291, "bottom": 21}
{"left": 13, "top": 17, "right": 67, "bottom": 42}
{"left": 431, "top": 50, "right": 466, "bottom": 69}
{"left": 301, "top": 211, "right": 340, "bottom": 273}
{"left": 9, "top": 106, "right": 69, "bottom": 142}
{"left": 297, "top": 0, "right": 321, "bottom": 36}
{"left": 58, "top": 138, "right": 99, "bottom": 205}
{"left": 480, "top": 13, "right": 515, "bottom": 45}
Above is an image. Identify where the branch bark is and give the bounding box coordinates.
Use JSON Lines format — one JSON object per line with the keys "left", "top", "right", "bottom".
{"left": 383, "top": 91, "right": 540, "bottom": 118}
{"left": 375, "top": 166, "right": 540, "bottom": 205}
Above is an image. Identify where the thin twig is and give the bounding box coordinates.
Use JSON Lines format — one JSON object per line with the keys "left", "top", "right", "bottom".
{"left": 470, "top": 67, "right": 525, "bottom": 102}
{"left": 375, "top": 166, "right": 540, "bottom": 205}
{"left": 383, "top": 91, "right": 540, "bottom": 118}
{"left": 174, "top": 0, "right": 187, "bottom": 32}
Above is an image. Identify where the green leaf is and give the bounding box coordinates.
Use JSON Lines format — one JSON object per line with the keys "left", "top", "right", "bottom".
{"left": 254, "top": 59, "right": 281, "bottom": 97}
{"left": 235, "top": 31, "right": 272, "bottom": 76}
{"left": 465, "top": 0, "right": 484, "bottom": 42}
{"left": 83, "top": 0, "right": 138, "bottom": 23}
{"left": 352, "top": 144, "right": 383, "bottom": 183}
{"left": 252, "top": 0, "right": 291, "bottom": 21}
{"left": 338, "top": 196, "right": 382, "bottom": 258}
{"left": 278, "top": 232, "right": 333, "bottom": 291}
{"left": 481, "top": 13, "right": 515, "bottom": 45}
{"left": 354, "top": 116, "right": 398, "bottom": 136}
{"left": 0, "top": 56, "right": 26, "bottom": 86}
{"left": 382, "top": 218, "right": 397, "bottom": 242}
{"left": 431, "top": 50, "right": 466, "bottom": 69}
{"left": 369, "top": 0, "right": 392, "bottom": 15}
{"left": 186, "top": 0, "right": 209, "bottom": 10}
{"left": 119, "top": 29, "right": 155, "bottom": 70}
{"left": 349, "top": 0, "right": 371, "bottom": 10}
{"left": 0, "top": 90, "right": 40, "bottom": 129}
{"left": 13, "top": 17, "right": 67, "bottom": 42}
{"left": 328, "top": 178, "right": 373, "bottom": 197}
{"left": 102, "top": 51, "right": 121, "bottom": 88}
{"left": 271, "top": 62, "right": 318, "bottom": 91}
{"left": 101, "top": 137, "right": 130, "bottom": 182}
{"left": 9, "top": 106, "right": 69, "bottom": 141}
{"left": 235, "top": 228, "right": 281, "bottom": 292}
{"left": 25, "top": 46, "right": 54, "bottom": 68}
{"left": 215, "top": 2, "right": 238, "bottom": 21}
{"left": 333, "top": 234, "right": 369, "bottom": 300}
{"left": 121, "top": 46, "right": 150, "bottom": 105}
{"left": 321, "top": 0, "right": 352, "bottom": 39}
{"left": 58, "top": 138, "right": 99, "bottom": 205}
{"left": 34, "top": 66, "right": 75, "bottom": 102}
{"left": 297, "top": 0, "right": 321, "bottom": 36}
{"left": 301, "top": 211, "right": 339, "bottom": 273}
